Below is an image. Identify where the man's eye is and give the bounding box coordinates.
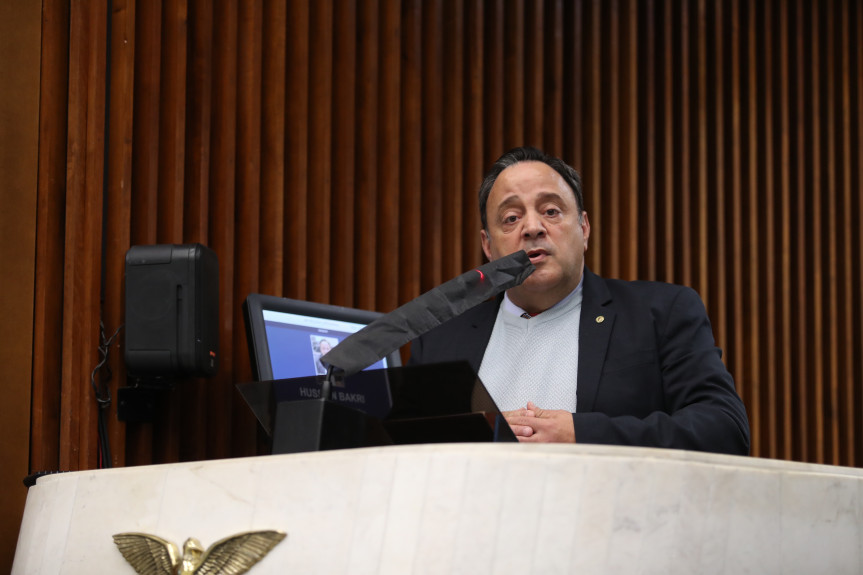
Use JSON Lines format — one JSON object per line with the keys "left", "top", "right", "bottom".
{"left": 545, "top": 208, "right": 560, "bottom": 216}
{"left": 503, "top": 215, "right": 518, "bottom": 224}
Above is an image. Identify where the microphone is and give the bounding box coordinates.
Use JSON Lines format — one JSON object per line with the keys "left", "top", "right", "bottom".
{"left": 320, "top": 250, "right": 535, "bottom": 378}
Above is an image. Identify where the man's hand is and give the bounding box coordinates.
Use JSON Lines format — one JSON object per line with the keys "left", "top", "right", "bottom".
{"left": 502, "top": 401, "right": 576, "bottom": 443}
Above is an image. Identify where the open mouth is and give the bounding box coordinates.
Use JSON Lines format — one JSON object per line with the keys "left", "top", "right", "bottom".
{"left": 526, "top": 249, "right": 547, "bottom": 261}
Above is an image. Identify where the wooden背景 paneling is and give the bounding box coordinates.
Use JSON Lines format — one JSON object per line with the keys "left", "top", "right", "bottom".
{"left": 26, "top": 0, "right": 863, "bottom": 471}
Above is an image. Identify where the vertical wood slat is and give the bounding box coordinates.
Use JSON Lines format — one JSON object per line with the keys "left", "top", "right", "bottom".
{"left": 130, "top": 0, "right": 161, "bottom": 245}
{"left": 694, "top": 0, "right": 708, "bottom": 303}
{"left": 728, "top": 0, "right": 747, "bottom": 442}
{"left": 375, "top": 0, "right": 400, "bottom": 312}
{"left": 307, "top": 0, "right": 333, "bottom": 302}
{"left": 819, "top": 0, "right": 839, "bottom": 464}
{"left": 183, "top": 0, "right": 212, "bottom": 243}
{"left": 461, "top": 0, "right": 483, "bottom": 269}
{"left": 565, "top": 0, "right": 584, "bottom": 168}
{"left": 823, "top": 0, "right": 840, "bottom": 466}
{"left": 543, "top": 0, "right": 563, "bottom": 153}
{"left": 31, "top": 0, "right": 70, "bottom": 474}
{"left": 398, "top": 0, "right": 422, "bottom": 303}
{"left": 503, "top": 0, "right": 524, "bottom": 149}
{"left": 153, "top": 0, "right": 189, "bottom": 465}
{"left": 809, "top": 0, "right": 825, "bottom": 464}
{"left": 259, "top": 0, "right": 286, "bottom": 297}
{"left": 640, "top": 0, "right": 657, "bottom": 281}
{"left": 331, "top": 0, "right": 357, "bottom": 307}
{"left": 420, "top": 0, "right": 443, "bottom": 291}
{"left": 460, "top": 0, "right": 487, "bottom": 269}
{"left": 284, "top": 0, "right": 309, "bottom": 301}
{"left": 156, "top": 0, "right": 187, "bottom": 244}
{"left": 125, "top": 0, "right": 161, "bottom": 467}
{"left": 741, "top": 0, "right": 761, "bottom": 456}
{"left": 852, "top": 0, "right": 863, "bottom": 468}
{"left": 61, "top": 0, "right": 108, "bottom": 470}
{"left": 757, "top": 0, "right": 777, "bottom": 460}
{"left": 620, "top": 0, "right": 638, "bottom": 280}
{"left": 103, "top": 0, "right": 136, "bottom": 468}
{"left": 792, "top": 0, "right": 810, "bottom": 462}
{"left": 483, "top": 0, "right": 504, "bottom": 167}
{"left": 659, "top": 0, "right": 674, "bottom": 284}
{"left": 677, "top": 0, "right": 692, "bottom": 288}
{"left": 441, "top": 0, "right": 464, "bottom": 280}
{"left": 584, "top": 0, "right": 602, "bottom": 273}
{"left": 234, "top": 0, "right": 264, "bottom": 326}
{"left": 230, "top": 0, "right": 263, "bottom": 456}
{"left": 604, "top": 0, "right": 620, "bottom": 279}
{"left": 206, "top": 0, "right": 238, "bottom": 461}
{"left": 524, "top": 0, "right": 543, "bottom": 147}
{"left": 30, "top": 0, "right": 863, "bottom": 471}
{"left": 176, "top": 0, "right": 212, "bottom": 464}
{"left": 776, "top": 0, "right": 793, "bottom": 462}
{"left": 838, "top": 0, "right": 855, "bottom": 466}
{"left": 710, "top": 0, "right": 727, "bottom": 383}
{"left": 354, "top": 0, "right": 379, "bottom": 310}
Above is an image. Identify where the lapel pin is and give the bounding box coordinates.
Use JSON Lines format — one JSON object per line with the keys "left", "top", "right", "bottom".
{"left": 596, "top": 315, "right": 605, "bottom": 323}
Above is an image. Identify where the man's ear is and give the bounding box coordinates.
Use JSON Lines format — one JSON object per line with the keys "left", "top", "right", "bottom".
{"left": 480, "top": 228, "right": 492, "bottom": 261}
{"left": 581, "top": 211, "right": 591, "bottom": 251}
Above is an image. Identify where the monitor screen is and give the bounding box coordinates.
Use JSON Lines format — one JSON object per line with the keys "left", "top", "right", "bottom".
{"left": 243, "top": 294, "right": 401, "bottom": 381}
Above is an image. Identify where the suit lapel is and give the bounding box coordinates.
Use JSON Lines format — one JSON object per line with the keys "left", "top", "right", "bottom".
{"left": 464, "top": 296, "right": 502, "bottom": 374}
{"left": 577, "top": 269, "right": 614, "bottom": 412}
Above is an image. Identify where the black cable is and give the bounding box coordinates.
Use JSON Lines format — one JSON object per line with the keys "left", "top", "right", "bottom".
{"left": 91, "top": 321, "right": 123, "bottom": 469}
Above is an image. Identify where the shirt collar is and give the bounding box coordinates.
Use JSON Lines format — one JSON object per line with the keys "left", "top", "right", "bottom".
{"left": 502, "top": 276, "right": 584, "bottom": 318}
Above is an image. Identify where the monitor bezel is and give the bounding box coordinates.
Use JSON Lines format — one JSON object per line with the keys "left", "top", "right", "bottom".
{"left": 243, "top": 293, "right": 402, "bottom": 381}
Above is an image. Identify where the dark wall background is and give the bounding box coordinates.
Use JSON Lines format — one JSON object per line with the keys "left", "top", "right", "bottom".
{"left": 0, "top": 3, "right": 42, "bottom": 572}
{"left": 19, "top": 0, "right": 863, "bottom": 503}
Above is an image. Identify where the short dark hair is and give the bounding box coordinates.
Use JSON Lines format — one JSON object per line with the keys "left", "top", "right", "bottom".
{"left": 478, "top": 146, "right": 585, "bottom": 230}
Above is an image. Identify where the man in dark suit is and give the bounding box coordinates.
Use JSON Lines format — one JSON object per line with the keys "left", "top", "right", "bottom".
{"left": 409, "top": 147, "right": 750, "bottom": 455}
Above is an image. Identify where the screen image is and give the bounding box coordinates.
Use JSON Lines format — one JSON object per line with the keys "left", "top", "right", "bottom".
{"left": 263, "top": 310, "right": 388, "bottom": 380}
{"left": 243, "top": 293, "right": 401, "bottom": 381}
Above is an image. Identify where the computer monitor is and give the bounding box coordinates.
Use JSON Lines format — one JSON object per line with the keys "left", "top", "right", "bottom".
{"left": 243, "top": 294, "right": 402, "bottom": 381}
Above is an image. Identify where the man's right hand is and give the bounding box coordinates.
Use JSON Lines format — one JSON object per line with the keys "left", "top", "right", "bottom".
{"left": 503, "top": 402, "right": 576, "bottom": 443}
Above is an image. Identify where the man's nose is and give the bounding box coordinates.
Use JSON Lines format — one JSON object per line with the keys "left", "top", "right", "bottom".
{"left": 522, "top": 212, "right": 546, "bottom": 238}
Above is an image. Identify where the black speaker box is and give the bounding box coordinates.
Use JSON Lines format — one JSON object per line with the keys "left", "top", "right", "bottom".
{"left": 124, "top": 243, "right": 219, "bottom": 378}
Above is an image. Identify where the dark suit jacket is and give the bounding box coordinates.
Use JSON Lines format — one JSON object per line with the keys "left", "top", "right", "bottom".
{"left": 409, "top": 268, "right": 751, "bottom": 455}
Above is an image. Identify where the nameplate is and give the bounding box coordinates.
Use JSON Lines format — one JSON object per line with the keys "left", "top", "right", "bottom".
{"left": 271, "top": 370, "right": 393, "bottom": 419}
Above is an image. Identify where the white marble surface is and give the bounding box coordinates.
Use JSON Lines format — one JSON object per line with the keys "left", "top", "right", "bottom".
{"left": 12, "top": 443, "right": 863, "bottom": 574}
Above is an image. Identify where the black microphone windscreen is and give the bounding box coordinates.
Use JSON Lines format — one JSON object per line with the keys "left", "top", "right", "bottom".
{"left": 320, "top": 250, "right": 534, "bottom": 376}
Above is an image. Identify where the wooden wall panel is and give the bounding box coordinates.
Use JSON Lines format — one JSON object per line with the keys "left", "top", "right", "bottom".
{"left": 29, "top": 0, "right": 863, "bottom": 471}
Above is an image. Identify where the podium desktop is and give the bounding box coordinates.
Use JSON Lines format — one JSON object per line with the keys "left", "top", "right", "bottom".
{"left": 240, "top": 293, "right": 517, "bottom": 453}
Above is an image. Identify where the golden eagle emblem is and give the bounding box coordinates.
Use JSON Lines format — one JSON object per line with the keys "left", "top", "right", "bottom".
{"left": 113, "top": 530, "right": 286, "bottom": 575}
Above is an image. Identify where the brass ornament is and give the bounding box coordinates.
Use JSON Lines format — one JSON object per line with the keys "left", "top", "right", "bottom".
{"left": 113, "top": 530, "right": 286, "bottom": 575}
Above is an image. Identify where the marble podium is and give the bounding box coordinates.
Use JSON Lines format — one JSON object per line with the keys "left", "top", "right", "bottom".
{"left": 13, "top": 443, "right": 863, "bottom": 574}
